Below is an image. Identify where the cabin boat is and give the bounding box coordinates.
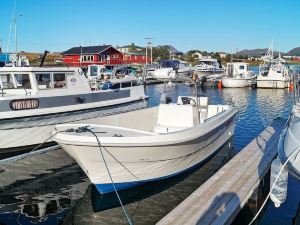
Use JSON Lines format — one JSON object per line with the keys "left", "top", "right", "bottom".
{"left": 222, "top": 62, "right": 257, "bottom": 88}
{"left": 152, "top": 60, "right": 192, "bottom": 80}
{"left": 257, "top": 46, "right": 291, "bottom": 88}
{"left": 0, "top": 66, "right": 147, "bottom": 155}
{"left": 192, "top": 57, "right": 224, "bottom": 77}
{"left": 53, "top": 96, "right": 237, "bottom": 194}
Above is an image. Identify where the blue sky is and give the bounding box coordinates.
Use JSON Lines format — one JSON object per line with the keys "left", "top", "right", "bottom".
{"left": 0, "top": 0, "right": 299, "bottom": 53}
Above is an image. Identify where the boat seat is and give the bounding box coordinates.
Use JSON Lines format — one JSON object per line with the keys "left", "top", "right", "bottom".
{"left": 153, "top": 104, "right": 195, "bottom": 133}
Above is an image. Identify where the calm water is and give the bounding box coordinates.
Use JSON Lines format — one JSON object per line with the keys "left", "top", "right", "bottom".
{"left": 0, "top": 83, "right": 299, "bottom": 225}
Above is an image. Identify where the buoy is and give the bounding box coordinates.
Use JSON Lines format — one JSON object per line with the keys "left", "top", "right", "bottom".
{"left": 217, "top": 80, "right": 222, "bottom": 89}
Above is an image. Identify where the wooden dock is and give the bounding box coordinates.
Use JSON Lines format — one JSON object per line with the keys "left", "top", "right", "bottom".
{"left": 157, "top": 118, "right": 286, "bottom": 225}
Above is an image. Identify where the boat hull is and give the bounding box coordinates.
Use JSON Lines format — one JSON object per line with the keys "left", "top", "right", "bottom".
{"left": 256, "top": 79, "right": 289, "bottom": 89}
{"left": 278, "top": 109, "right": 300, "bottom": 180}
{"left": 57, "top": 109, "right": 237, "bottom": 194}
{"left": 0, "top": 99, "right": 147, "bottom": 154}
{"left": 222, "top": 78, "right": 249, "bottom": 88}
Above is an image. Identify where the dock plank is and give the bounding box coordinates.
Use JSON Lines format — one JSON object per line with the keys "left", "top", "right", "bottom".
{"left": 157, "top": 118, "right": 286, "bottom": 225}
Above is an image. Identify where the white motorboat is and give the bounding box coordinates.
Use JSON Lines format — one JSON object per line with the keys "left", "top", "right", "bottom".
{"left": 222, "top": 62, "right": 257, "bottom": 88}
{"left": 257, "top": 45, "right": 291, "bottom": 89}
{"left": 53, "top": 96, "right": 237, "bottom": 194}
{"left": 277, "top": 102, "right": 300, "bottom": 179}
{"left": 152, "top": 60, "right": 192, "bottom": 80}
{"left": 192, "top": 57, "right": 224, "bottom": 77}
{"left": 268, "top": 77, "right": 300, "bottom": 208}
{"left": 0, "top": 66, "right": 147, "bottom": 155}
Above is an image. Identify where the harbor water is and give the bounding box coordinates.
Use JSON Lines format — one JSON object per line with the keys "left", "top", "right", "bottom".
{"left": 0, "top": 83, "right": 300, "bottom": 225}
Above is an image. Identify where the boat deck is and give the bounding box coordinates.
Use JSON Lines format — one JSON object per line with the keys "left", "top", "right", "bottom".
{"left": 157, "top": 118, "right": 286, "bottom": 225}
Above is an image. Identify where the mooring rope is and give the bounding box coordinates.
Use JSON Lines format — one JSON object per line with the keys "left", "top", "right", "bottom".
{"left": 85, "top": 127, "right": 134, "bottom": 225}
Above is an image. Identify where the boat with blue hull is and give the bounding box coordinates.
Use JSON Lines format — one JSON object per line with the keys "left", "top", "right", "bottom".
{"left": 53, "top": 96, "right": 237, "bottom": 194}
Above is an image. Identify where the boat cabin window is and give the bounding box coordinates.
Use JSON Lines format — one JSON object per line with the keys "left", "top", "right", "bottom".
{"left": 0, "top": 74, "right": 15, "bottom": 89}
{"left": 15, "top": 74, "right": 31, "bottom": 89}
{"left": 121, "top": 82, "right": 132, "bottom": 88}
{"left": 239, "top": 65, "right": 245, "bottom": 70}
{"left": 35, "top": 73, "right": 51, "bottom": 89}
{"left": 111, "top": 83, "right": 120, "bottom": 89}
{"left": 53, "top": 73, "right": 67, "bottom": 88}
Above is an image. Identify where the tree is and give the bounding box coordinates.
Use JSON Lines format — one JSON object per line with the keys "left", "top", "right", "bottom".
{"left": 152, "top": 46, "right": 170, "bottom": 61}
{"left": 128, "top": 43, "right": 137, "bottom": 52}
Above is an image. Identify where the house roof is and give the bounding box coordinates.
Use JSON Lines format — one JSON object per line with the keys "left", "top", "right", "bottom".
{"left": 62, "top": 45, "right": 116, "bottom": 55}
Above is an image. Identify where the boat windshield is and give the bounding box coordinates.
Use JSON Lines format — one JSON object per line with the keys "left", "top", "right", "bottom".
{"left": 161, "top": 60, "right": 180, "bottom": 69}
{"left": 0, "top": 73, "right": 31, "bottom": 89}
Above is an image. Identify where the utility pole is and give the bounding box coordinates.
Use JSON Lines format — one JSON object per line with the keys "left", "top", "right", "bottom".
{"left": 145, "top": 45, "right": 148, "bottom": 64}
{"left": 145, "top": 37, "right": 154, "bottom": 64}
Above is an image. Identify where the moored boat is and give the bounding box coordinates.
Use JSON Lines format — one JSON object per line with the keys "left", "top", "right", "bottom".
{"left": 53, "top": 96, "right": 237, "bottom": 194}
{"left": 152, "top": 60, "right": 192, "bottom": 80}
{"left": 256, "top": 44, "right": 291, "bottom": 89}
{"left": 222, "top": 62, "right": 257, "bottom": 88}
{"left": 0, "top": 66, "right": 147, "bottom": 156}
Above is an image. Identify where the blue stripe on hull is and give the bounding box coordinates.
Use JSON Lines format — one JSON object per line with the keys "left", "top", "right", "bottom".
{"left": 94, "top": 138, "right": 231, "bottom": 194}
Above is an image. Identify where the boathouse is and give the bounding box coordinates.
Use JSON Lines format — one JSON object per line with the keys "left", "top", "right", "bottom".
{"left": 61, "top": 45, "right": 123, "bottom": 67}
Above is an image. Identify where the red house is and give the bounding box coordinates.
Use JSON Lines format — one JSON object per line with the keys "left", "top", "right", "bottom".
{"left": 61, "top": 45, "right": 123, "bottom": 67}
{"left": 123, "top": 52, "right": 151, "bottom": 64}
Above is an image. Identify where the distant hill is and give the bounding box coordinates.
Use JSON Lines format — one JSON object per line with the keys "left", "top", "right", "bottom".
{"left": 237, "top": 48, "right": 268, "bottom": 57}
{"left": 286, "top": 47, "right": 300, "bottom": 56}
{"left": 237, "top": 48, "right": 283, "bottom": 57}
{"left": 238, "top": 47, "right": 300, "bottom": 57}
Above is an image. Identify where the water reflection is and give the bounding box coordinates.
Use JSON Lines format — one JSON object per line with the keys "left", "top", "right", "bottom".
{"left": 0, "top": 165, "right": 89, "bottom": 225}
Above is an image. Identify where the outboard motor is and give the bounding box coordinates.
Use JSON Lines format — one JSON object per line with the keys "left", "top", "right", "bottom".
{"left": 181, "top": 97, "right": 191, "bottom": 105}
{"left": 160, "top": 93, "right": 172, "bottom": 104}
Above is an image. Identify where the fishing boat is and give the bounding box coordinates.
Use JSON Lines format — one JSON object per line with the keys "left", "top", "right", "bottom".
{"left": 256, "top": 44, "right": 291, "bottom": 88}
{"left": 0, "top": 66, "right": 147, "bottom": 156}
{"left": 222, "top": 62, "right": 257, "bottom": 88}
{"left": 53, "top": 96, "right": 237, "bottom": 194}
